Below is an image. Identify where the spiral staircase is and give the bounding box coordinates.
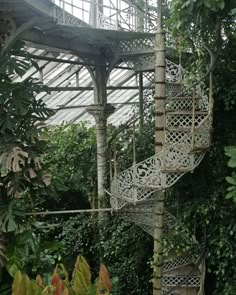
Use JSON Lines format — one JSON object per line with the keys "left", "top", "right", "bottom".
{"left": 109, "top": 58, "right": 213, "bottom": 294}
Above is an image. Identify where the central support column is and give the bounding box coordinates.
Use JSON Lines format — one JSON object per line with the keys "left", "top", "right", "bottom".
{"left": 87, "top": 104, "right": 114, "bottom": 214}
{"left": 153, "top": 0, "right": 166, "bottom": 294}
{"left": 87, "top": 57, "right": 115, "bottom": 262}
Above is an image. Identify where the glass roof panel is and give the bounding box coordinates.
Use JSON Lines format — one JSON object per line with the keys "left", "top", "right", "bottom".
{"left": 13, "top": 45, "right": 153, "bottom": 126}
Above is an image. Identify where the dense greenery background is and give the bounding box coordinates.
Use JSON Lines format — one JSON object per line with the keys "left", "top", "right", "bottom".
{"left": 0, "top": 0, "right": 235, "bottom": 294}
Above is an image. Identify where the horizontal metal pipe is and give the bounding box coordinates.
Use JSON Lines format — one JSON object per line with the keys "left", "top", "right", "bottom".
{"left": 55, "top": 101, "right": 153, "bottom": 110}
{"left": 47, "top": 85, "right": 154, "bottom": 91}
{"left": 26, "top": 208, "right": 114, "bottom": 216}
{"left": 13, "top": 52, "right": 132, "bottom": 70}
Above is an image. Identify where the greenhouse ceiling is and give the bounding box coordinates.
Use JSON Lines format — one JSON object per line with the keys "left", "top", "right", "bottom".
{"left": 0, "top": 0, "right": 160, "bottom": 126}
{"left": 0, "top": 0, "right": 179, "bottom": 125}
{"left": 12, "top": 46, "right": 154, "bottom": 126}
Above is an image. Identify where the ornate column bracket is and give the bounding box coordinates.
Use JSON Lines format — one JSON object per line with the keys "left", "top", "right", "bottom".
{"left": 0, "top": 13, "right": 53, "bottom": 54}
{"left": 86, "top": 104, "right": 115, "bottom": 126}
{"left": 0, "top": 13, "right": 16, "bottom": 51}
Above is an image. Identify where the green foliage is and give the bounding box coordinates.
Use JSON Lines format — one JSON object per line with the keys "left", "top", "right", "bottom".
{"left": 0, "top": 41, "right": 54, "bottom": 198}
{"left": 225, "top": 146, "right": 236, "bottom": 203}
{"left": 0, "top": 41, "right": 55, "bottom": 289}
{"left": 166, "top": 0, "right": 236, "bottom": 112}
{"left": 59, "top": 215, "right": 152, "bottom": 295}
{"left": 0, "top": 200, "right": 25, "bottom": 232}
{"left": 58, "top": 215, "right": 97, "bottom": 266}
{"left": 101, "top": 217, "right": 152, "bottom": 295}
{"left": 0, "top": 233, "right": 6, "bottom": 268}
{"left": 0, "top": 196, "right": 59, "bottom": 278}
{"left": 12, "top": 256, "right": 112, "bottom": 295}
{"left": 225, "top": 146, "right": 236, "bottom": 168}
{"left": 166, "top": 0, "right": 235, "bottom": 40}
{"left": 42, "top": 123, "right": 96, "bottom": 207}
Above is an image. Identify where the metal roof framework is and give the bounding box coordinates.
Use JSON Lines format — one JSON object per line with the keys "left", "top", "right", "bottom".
{"left": 12, "top": 46, "right": 153, "bottom": 125}
{"left": 0, "top": 0, "right": 179, "bottom": 127}
{"left": 0, "top": 0, "right": 161, "bottom": 126}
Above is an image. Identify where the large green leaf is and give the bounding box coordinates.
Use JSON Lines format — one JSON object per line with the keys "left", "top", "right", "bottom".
{"left": 0, "top": 200, "right": 25, "bottom": 232}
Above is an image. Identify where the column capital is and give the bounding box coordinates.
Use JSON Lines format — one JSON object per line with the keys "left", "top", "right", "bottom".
{"left": 87, "top": 104, "right": 115, "bottom": 124}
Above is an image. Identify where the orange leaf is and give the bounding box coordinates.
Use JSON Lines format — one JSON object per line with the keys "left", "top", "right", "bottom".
{"left": 97, "top": 264, "right": 112, "bottom": 293}
{"left": 54, "top": 280, "right": 65, "bottom": 295}
{"left": 51, "top": 274, "right": 61, "bottom": 287}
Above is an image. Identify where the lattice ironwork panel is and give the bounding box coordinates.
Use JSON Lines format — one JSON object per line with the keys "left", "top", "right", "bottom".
{"left": 164, "top": 146, "right": 193, "bottom": 168}
{"left": 143, "top": 71, "right": 154, "bottom": 82}
{"left": 97, "top": 11, "right": 117, "bottom": 30}
{"left": 111, "top": 174, "right": 155, "bottom": 207}
{"left": 165, "top": 130, "right": 210, "bottom": 147}
{"left": 165, "top": 98, "right": 198, "bottom": 112}
{"left": 142, "top": 77, "right": 182, "bottom": 96}
{"left": 166, "top": 114, "right": 206, "bottom": 128}
{"left": 110, "top": 196, "right": 127, "bottom": 210}
{"left": 165, "top": 130, "right": 191, "bottom": 145}
{"left": 117, "top": 38, "right": 154, "bottom": 54}
{"left": 131, "top": 54, "right": 154, "bottom": 69}
{"left": 120, "top": 206, "right": 177, "bottom": 231}
{"left": 163, "top": 275, "right": 200, "bottom": 287}
{"left": 193, "top": 132, "right": 210, "bottom": 147}
{"left": 121, "top": 211, "right": 153, "bottom": 227}
{"left": 195, "top": 114, "right": 207, "bottom": 125}
{"left": 193, "top": 153, "right": 205, "bottom": 167}
{"left": 165, "top": 172, "right": 185, "bottom": 188}
{"left": 53, "top": 7, "right": 89, "bottom": 27}
{"left": 166, "top": 114, "right": 193, "bottom": 128}
{"left": 200, "top": 117, "right": 212, "bottom": 130}
{"left": 166, "top": 83, "right": 182, "bottom": 97}
{"left": 137, "top": 188, "right": 155, "bottom": 201}
{"left": 163, "top": 256, "right": 193, "bottom": 272}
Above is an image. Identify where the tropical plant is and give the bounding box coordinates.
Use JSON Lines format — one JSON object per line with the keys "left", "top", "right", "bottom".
{"left": 0, "top": 41, "right": 54, "bottom": 288}
{"left": 40, "top": 123, "right": 96, "bottom": 209}
{"left": 0, "top": 41, "right": 54, "bottom": 199}
{"left": 12, "top": 256, "right": 112, "bottom": 295}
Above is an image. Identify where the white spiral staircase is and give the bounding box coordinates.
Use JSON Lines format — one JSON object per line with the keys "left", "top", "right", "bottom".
{"left": 109, "top": 58, "right": 213, "bottom": 294}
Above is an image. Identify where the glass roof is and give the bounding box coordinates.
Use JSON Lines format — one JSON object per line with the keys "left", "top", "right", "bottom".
{"left": 9, "top": 0, "right": 162, "bottom": 126}
{"left": 13, "top": 47, "right": 153, "bottom": 126}
{"left": 51, "top": 0, "right": 158, "bottom": 32}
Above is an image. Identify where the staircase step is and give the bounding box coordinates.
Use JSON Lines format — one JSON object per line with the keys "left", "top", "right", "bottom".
{"left": 166, "top": 96, "right": 200, "bottom": 100}
{"left": 162, "top": 289, "right": 181, "bottom": 295}
{"left": 163, "top": 144, "right": 209, "bottom": 153}
{"left": 163, "top": 256, "right": 193, "bottom": 273}
{"left": 166, "top": 110, "right": 207, "bottom": 115}
{"left": 161, "top": 167, "right": 193, "bottom": 173}
{"left": 163, "top": 275, "right": 201, "bottom": 287}
{"left": 189, "top": 146, "right": 209, "bottom": 153}
{"left": 165, "top": 127, "right": 206, "bottom": 132}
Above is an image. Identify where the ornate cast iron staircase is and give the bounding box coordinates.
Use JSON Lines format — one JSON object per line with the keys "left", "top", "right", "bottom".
{"left": 109, "top": 58, "right": 213, "bottom": 294}
{"left": 120, "top": 199, "right": 206, "bottom": 295}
